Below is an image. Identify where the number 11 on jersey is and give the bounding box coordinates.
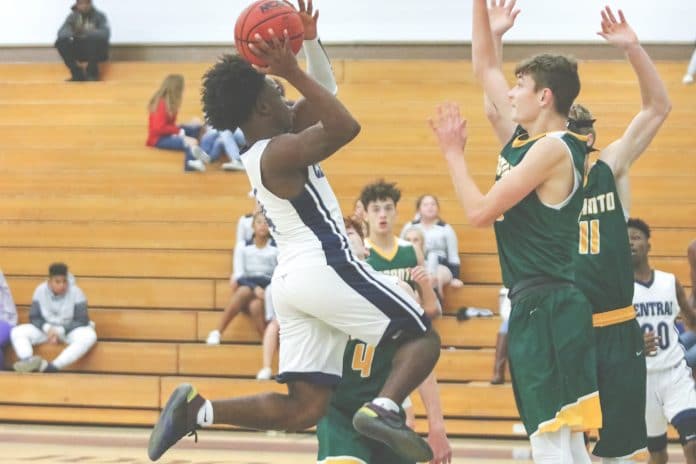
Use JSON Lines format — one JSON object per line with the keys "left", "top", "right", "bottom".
{"left": 579, "top": 219, "right": 600, "bottom": 255}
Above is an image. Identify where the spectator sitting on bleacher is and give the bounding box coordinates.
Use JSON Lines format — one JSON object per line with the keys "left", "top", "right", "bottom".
{"left": 55, "top": 0, "right": 110, "bottom": 82}
{"left": 0, "top": 268, "right": 18, "bottom": 371}
{"left": 146, "top": 74, "right": 210, "bottom": 172}
{"left": 400, "top": 194, "right": 463, "bottom": 297}
{"left": 206, "top": 212, "right": 278, "bottom": 345}
{"left": 199, "top": 128, "right": 247, "bottom": 171}
{"left": 11, "top": 262, "right": 97, "bottom": 373}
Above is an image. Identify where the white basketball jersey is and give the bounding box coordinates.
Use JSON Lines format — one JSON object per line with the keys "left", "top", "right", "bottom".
{"left": 241, "top": 139, "right": 350, "bottom": 274}
{"left": 634, "top": 270, "right": 683, "bottom": 372}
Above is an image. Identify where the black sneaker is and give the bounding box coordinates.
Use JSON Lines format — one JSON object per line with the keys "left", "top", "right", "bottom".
{"left": 148, "top": 383, "right": 205, "bottom": 461}
{"left": 352, "top": 402, "right": 433, "bottom": 462}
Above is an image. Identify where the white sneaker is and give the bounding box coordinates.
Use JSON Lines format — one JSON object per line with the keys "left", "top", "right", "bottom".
{"left": 222, "top": 159, "right": 246, "bottom": 171}
{"left": 186, "top": 159, "right": 206, "bottom": 172}
{"left": 256, "top": 367, "right": 273, "bottom": 380}
{"left": 683, "top": 74, "right": 694, "bottom": 85}
{"left": 191, "top": 146, "right": 211, "bottom": 164}
{"left": 206, "top": 330, "right": 221, "bottom": 345}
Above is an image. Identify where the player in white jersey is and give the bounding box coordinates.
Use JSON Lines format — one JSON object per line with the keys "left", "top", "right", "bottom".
{"left": 630, "top": 218, "right": 696, "bottom": 463}
{"left": 148, "top": 3, "right": 438, "bottom": 463}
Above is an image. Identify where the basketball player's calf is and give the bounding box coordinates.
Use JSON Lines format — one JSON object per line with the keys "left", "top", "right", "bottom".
{"left": 148, "top": 381, "right": 333, "bottom": 461}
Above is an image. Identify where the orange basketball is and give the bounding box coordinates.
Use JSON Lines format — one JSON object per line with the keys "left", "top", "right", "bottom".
{"left": 235, "top": 0, "right": 305, "bottom": 67}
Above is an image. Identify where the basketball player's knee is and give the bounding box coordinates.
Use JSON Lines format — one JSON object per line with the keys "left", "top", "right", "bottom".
{"left": 285, "top": 399, "right": 327, "bottom": 431}
{"left": 673, "top": 412, "right": 696, "bottom": 447}
{"left": 647, "top": 434, "right": 668, "bottom": 454}
{"left": 284, "top": 382, "right": 331, "bottom": 431}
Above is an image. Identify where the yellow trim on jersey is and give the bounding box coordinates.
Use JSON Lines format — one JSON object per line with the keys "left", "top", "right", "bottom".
{"left": 318, "top": 457, "right": 367, "bottom": 464}
{"left": 510, "top": 130, "right": 588, "bottom": 148}
{"left": 592, "top": 305, "right": 635, "bottom": 328}
{"left": 532, "top": 391, "right": 602, "bottom": 437}
{"left": 364, "top": 237, "right": 400, "bottom": 261}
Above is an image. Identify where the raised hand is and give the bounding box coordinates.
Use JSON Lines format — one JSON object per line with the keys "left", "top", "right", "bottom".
{"left": 488, "top": 0, "right": 520, "bottom": 38}
{"left": 597, "top": 6, "right": 638, "bottom": 50}
{"left": 248, "top": 29, "right": 300, "bottom": 77}
{"left": 429, "top": 102, "right": 468, "bottom": 159}
{"left": 297, "top": 0, "right": 319, "bottom": 40}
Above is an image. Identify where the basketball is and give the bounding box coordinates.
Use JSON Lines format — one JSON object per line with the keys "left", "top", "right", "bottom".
{"left": 235, "top": 0, "right": 305, "bottom": 67}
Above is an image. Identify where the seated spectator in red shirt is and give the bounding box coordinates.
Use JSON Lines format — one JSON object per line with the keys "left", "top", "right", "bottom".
{"left": 146, "top": 74, "right": 210, "bottom": 172}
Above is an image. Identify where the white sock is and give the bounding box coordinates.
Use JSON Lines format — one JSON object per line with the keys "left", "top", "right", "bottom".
{"left": 602, "top": 458, "right": 633, "bottom": 464}
{"left": 196, "top": 400, "right": 214, "bottom": 427}
{"left": 372, "top": 397, "right": 399, "bottom": 413}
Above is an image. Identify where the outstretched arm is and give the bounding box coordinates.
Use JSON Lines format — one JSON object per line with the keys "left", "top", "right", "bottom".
{"left": 252, "top": 31, "right": 360, "bottom": 174}
{"left": 483, "top": 0, "right": 520, "bottom": 144}
{"left": 472, "top": 0, "right": 515, "bottom": 145}
{"left": 430, "top": 102, "right": 567, "bottom": 227}
{"left": 292, "top": 0, "right": 340, "bottom": 131}
{"left": 417, "top": 372, "right": 452, "bottom": 464}
{"left": 597, "top": 7, "right": 671, "bottom": 207}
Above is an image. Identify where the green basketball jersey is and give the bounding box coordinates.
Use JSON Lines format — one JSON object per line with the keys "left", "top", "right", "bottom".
{"left": 574, "top": 160, "right": 634, "bottom": 313}
{"left": 493, "top": 130, "right": 587, "bottom": 289}
{"left": 331, "top": 339, "right": 398, "bottom": 416}
{"left": 365, "top": 237, "right": 418, "bottom": 285}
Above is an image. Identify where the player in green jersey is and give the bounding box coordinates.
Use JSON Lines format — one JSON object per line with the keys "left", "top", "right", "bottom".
{"left": 568, "top": 10, "right": 671, "bottom": 462}
{"left": 360, "top": 179, "right": 424, "bottom": 286}
{"left": 429, "top": 0, "right": 608, "bottom": 460}
{"left": 316, "top": 216, "right": 451, "bottom": 464}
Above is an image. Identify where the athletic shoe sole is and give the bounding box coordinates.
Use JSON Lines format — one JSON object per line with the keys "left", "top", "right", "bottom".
{"left": 148, "top": 383, "right": 195, "bottom": 461}
{"left": 353, "top": 403, "right": 433, "bottom": 462}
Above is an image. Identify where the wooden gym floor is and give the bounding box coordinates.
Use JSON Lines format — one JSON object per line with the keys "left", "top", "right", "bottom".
{"left": 0, "top": 423, "right": 690, "bottom": 464}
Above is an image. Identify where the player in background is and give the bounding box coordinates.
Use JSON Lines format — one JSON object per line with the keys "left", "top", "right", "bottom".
{"left": 630, "top": 218, "right": 696, "bottom": 464}
{"left": 560, "top": 7, "right": 670, "bottom": 463}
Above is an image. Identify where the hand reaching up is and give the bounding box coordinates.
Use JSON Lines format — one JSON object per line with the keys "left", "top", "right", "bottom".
{"left": 597, "top": 6, "right": 639, "bottom": 50}
{"left": 297, "top": 0, "right": 319, "bottom": 40}
{"left": 488, "top": 0, "right": 520, "bottom": 38}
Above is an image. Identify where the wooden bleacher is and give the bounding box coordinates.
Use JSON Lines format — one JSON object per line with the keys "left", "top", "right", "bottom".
{"left": 0, "top": 59, "right": 693, "bottom": 440}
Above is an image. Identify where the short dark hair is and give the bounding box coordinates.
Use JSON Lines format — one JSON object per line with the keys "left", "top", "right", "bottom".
{"left": 360, "top": 179, "right": 401, "bottom": 208}
{"left": 627, "top": 217, "right": 651, "bottom": 239}
{"left": 49, "top": 262, "right": 68, "bottom": 277}
{"left": 515, "top": 54, "right": 580, "bottom": 116}
{"left": 201, "top": 54, "right": 266, "bottom": 131}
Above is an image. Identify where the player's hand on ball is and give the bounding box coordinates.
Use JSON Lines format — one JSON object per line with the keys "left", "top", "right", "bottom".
{"left": 297, "top": 0, "right": 319, "bottom": 40}
{"left": 429, "top": 102, "right": 468, "bottom": 159}
{"left": 248, "top": 29, "right": 299, "bottom": 77}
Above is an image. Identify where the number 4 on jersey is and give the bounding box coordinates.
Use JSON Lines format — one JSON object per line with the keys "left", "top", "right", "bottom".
{"left": 351, "top": 342, "right": 375, "bottom": 378}
{"left": 579, "top": 219, "right": 600, "bottom": 255}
